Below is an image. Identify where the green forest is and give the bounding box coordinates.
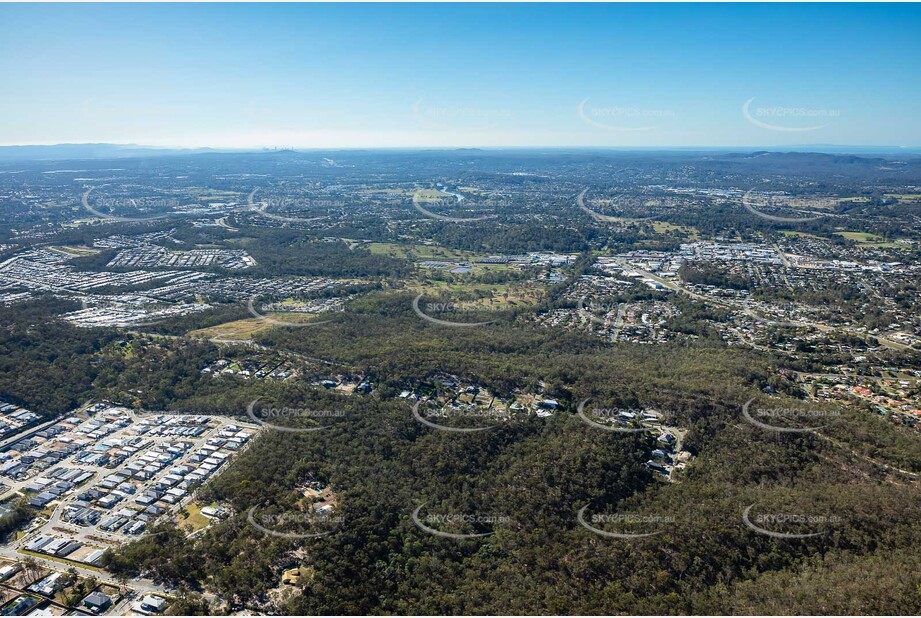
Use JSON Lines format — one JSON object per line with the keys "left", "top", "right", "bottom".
{"left": 66, "top": 292, "right": 920, "bottom": 615}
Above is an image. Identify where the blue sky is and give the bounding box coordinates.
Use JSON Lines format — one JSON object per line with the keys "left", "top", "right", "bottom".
{"left": 1, "top": 3, "right": 919, "bottom": 148}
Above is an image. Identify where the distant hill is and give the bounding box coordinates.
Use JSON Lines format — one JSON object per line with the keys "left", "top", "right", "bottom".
{"left": 0, "top": 143, "right": 218, "bottom": 161}
{"left": 0, "top": 143, "right": 918, "bottom": 164}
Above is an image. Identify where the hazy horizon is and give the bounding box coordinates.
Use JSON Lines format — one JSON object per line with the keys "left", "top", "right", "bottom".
{"left": 2, "top": 3, "right": 920, "bottom": 149}
{"left": 2, "top": 142, "right": 920, "bottom": 154}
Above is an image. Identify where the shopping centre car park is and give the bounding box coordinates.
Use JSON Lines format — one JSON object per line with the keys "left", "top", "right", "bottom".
{"left": 0, "top": 403, "right": 258, "bottom": 567}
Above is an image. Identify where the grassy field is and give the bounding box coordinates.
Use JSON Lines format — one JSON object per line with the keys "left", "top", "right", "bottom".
{"left": 367, "top": 242, "right": 413, "bottom": 258}
{"left": 651, "top": 221, "right": 700, "bottom": 238}
{"left": 414, "top": 261, "right": 517, "bottom": 275}
{"left": 834, "top": 231, "right": 901, "bottom": 247}
{"left": 186, "top": 188, "right": 244, "bottom": 199}
{"left": 368, "top": 242, "right": 478, "bottom": 261}
{"left": 404, "top": 281, "right": 542, "bottom": 307}
{"left": 782, "top": 230, "right": 900, "bottom": 249}
{"left": 224, "top": 237, "right": 259, "bottom": 247}
{"left": 475, "top": 264, "right": 513, "bottom": 272}
{"left": 836, "top": 231, "right": 882, "bottom": 241}
{"left": 884, "top": 193, "right": 921, "bottom": 203}
{"left": 188, "top": 313, "right": 322, "bottom": 340}
{"left": 175, "top": 502, "right": 212, "bottom": 532}
{"left": 412, "top": 188, "right": 465, "bottom": 203}
{"left": 47, "top": 245, "right": 101, "bottom": 257}
{"left": 780, "top": 230, "right": 824, "bottom": 239}
{"left": 356, "top": 187, "right": 410, "bottom": 196}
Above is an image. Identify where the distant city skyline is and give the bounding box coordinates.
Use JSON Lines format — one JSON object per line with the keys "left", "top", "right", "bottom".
{"left": 1, "top": 3, "right": 919, "bottom": 148}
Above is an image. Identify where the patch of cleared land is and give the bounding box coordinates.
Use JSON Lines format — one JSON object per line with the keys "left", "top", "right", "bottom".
{"left": 833, "top": 231, "right": 900, "bottom": 247}
{"left": 404, "top": 281, "right": 542, "bottom": 308}
{"left": 413, "top": 189, "right": 452, "bottom": 202}
{"left": 884, "top": 193, "right": 921, "bottom": 203}
{"left": 368, "top": 242, "right": 478, "bottom": 261}
{"left": 836, "top": 231, "right": 883, "bottom": 241}
{"left": 780, "top": 230, "right": 824, "bottom": 239}
{"left": 47, "top": 245, "right": 101, "bottom": 257}
{"left": 189, "top": 313, "right": 323, "bottom": 339}
{"left": 175, "top": 502, "right": 212, "bottom": 532}
{"left": 651, "top": 221, "right": 700, "bottom": 238}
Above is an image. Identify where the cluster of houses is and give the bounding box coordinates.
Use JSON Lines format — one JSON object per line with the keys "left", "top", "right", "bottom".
{"left": 0, "top": 291, "right": 32, "bottom": 306}
{"left": 578, "top": 406, "right": 692, "bottom": 481}
{"left": 0, "top": 402, "right": 40, "bottom": 442}
{"left": 63, "top": 299, "right": 211, "bottom": 329}
{"left": 25, "top": 467, "right": 95, "bottom": 509}
{"left": 797, "top": 370, "right": 921, "bottom": 430}
{"left": 93, "top": 231, "right": 177, "bottom": 251}
{"left": 2, "top": 405, "right": 255, "bottom": 577}
{"left": 645, "top": 430, "right": 692, "bottom": 479}
{"left": 155, "top": 274, "right": 343, "bottom": 303}
{"left": 106, "top": 246, "right": 256, "bottom": 270}
{"left": 0, "top": 557, "right": 156, "bottom": 615}
{"left": 69, "top": 435, "right": 245, "bottom": 536}
{"left": 1, "top": 228, "right": 354, "bottom": 334}
{"left": 202, "top": 357, "right": 299, "bottom": 382}
{"left": 594, "top": 240, "right": 921, "bottom": 357}
{"left": 315, "top": 375, "right": 373, "bottom": 395}
{"left": 0, "top": 249, "right": 181, "bottom": 293}
{"left": 134, "top": 414, "right": 216, "bottom": 439}
{"left": 402, "top": 374, "right": 560, "bottom": 422}
{"left": 203, "top": 356, "right": 375, "bottom": 397}
{"left": 539, "top": 272, "right": 680, "bottom": 344}
{"left": 24, "top": 534, "right": 105, "bottom": 565}
{"left": 417, "top": 252, "right": 576, "bottom": 275}
{"left": 0, "top": 415, "right": 100, "bottom": 482}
